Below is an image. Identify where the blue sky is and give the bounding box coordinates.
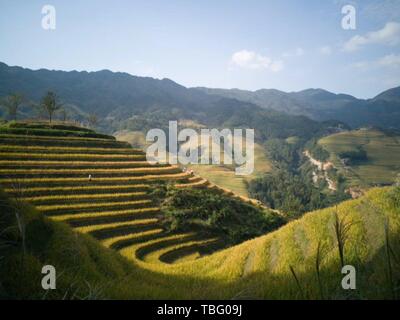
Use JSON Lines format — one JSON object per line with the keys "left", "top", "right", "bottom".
{"left": 0, "top": 0, "right": 399, "bottom": 98}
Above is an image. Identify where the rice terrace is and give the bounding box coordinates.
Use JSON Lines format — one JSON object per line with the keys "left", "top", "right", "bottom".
{"left": 0, "top": 121, "right": 399, "bottom": 300}
{"left": 1, "top": 0, "right": 400, "bottom": 306}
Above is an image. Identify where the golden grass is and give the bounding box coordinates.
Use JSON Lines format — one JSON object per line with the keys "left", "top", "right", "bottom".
{"left": 122, "top": 233, "right": 196, "bottom": 261}
{"left": 319, "top": 128, "right": 400, "bottom": 186}
{"left": 75, "top": 218, "right": 159, "bottom": 233}
{"left": 0, "top": 172, "right": 191, "bottom": 185}
{"left": 37, "top": 199, "right": 152, "bottom": 213}
{"left": 22, "top": 191, "right": 148, "bottom": 203}
{"left": 1, "top": 126, "right": 399, "bottom": 298}
{"left": 142, "top": 238, "right": 219, "bottom": 264}
{"left": 175, "top": 178, "right": 209, "bottom": 188}
{"left": 4, "top": 184, "right": 150, "bottom": 196}
{"left": 102, "top": 228, "right": 164, "bottom": 248}
{"left": 52, "top": 207, "right": 159, "bottom": 222}
{"left": 0, "top": 160, "right": 163, "bottom": 168}
{"left": 0, "top": 133, "right": 117, "bottom": 142}
{"left": 0, "top": 166, "right": 180, "bottom": 176}
{"left": 0, "top": 144, "right": 142, "bottom": 154}
{"left": 0, "top": 152, "right": 147, "bottom": 161}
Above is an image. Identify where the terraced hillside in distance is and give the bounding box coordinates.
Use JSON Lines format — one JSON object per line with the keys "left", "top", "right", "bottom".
{"left": 115, "top": 129, "right": 272, "bottom": 197}
{"left": 318, "top": 128, "right": 400, "bottom": 187}
{"left": 0, "top": 123, "right": 232, "bottom": 265}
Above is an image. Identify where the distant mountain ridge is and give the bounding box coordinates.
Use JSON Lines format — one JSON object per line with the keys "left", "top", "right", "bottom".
{"left": 0, "top": 62, "right": 331, "bottom": 141}
{"left": 194, "top": 85, "right": 400, "bottom": 129}
{"left": 0, "top": 62, "right": 398, "bottom": 132}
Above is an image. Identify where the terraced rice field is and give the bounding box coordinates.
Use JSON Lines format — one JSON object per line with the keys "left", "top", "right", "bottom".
{"left": 116, "top": 129, "right": 272, "bottom": 198}
{"left": 0, "top": 130, "right": 221, "bottom": 265}
{"left": 318, "top": 128, "right": 400, "bottom": 187}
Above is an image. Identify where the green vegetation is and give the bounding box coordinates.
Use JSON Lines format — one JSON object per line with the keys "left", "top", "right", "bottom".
{"left": 248, "top": 169, "right": 349, "bottom": 217}
{"left": 1, "top": 183, "right": 399, "bottom": 299}
{"left": 39, "top": 91, "right": 63, "bottom": 123}
{"left": 1, "top": 123, "right": 399, "bottom": 300}
{"left": 186, "top": 143, "right": 271, "bottom": 197}
{"left": 338, "top": 147, "right": 367, "bottom": 164}
{"left": 306, "top": 138, "right": 330, "bottom": 162}
{"left": 250, "top": 138, "right": 349, "bottom": 217}
{"left": 116, "top": 129, "right": 272, "bottom": 198}
{"left": 0, "top": 123, "right": 280, "bottom": 271}
{"left": 0, "top": 124, "right": 114, "bottom": 140}
{"left": 157, "top": 186, "right": 284, "bottom": 245}
{"left": 0, "top": 93, "right": 24, "bottom": 121}
{"left": 319, "top": 128, "right": 400, "bottom": 186}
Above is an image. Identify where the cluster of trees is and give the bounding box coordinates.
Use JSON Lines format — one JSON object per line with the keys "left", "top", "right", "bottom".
{"left": 249, "top": 138, "right": 350, "bottom": 218}
{"left": 306, "top": 138, "right": 330, "bottom": 161}
{"left": 264, "top": 138, "right": 301, "bottom": 171}
{"left": 0, "top": 91, "right": 99, "bottom": 128}
{"left": 339, "top": 147, "right": 368, "bottom": 163}
{"left": 248, "top": 168, "right": 349, "bottom": 218}
{"left": 151, "top": 185, "right": 285, "bottom": 245}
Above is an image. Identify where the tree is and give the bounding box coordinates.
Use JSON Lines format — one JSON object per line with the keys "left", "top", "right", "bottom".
{"left": 41, "top": 91, "right": 62, "bottom": 123}
{"left": 88, "top": 113, "right": 98, "bottom": 128}
{"left": 0, "top": 93, "right": 24, "bottom": 121}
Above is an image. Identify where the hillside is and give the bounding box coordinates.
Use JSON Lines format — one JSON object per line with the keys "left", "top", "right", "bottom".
{"left": 195, "top": 86, "right": 400, "bottom": 129}
{"left": 318, "top": 128, "right": 400, "bottom": 187}
{"left": 0, "top": 62, "right": 343, "bottom": 141}
{"left": 1, "top": 175, "right": 399, "bottom": 299}
{"left": 0, "top": 124, "right": 398, "bottom": 299}
{"left": 0, "top": 123, "right": 283, "bottom": 270}
{"left": 115, "top": 129, "right": 273, "bottom": 198}
{"left": 0, "top": 124, "right": 209, "bottom": 266}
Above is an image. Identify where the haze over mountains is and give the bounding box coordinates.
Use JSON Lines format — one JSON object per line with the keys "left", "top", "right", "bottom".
{"left": 0, "top": 62, "right": 399, "bottom": 131}
{"left": 195, "top": 86, "right": 400, "bottom": 129}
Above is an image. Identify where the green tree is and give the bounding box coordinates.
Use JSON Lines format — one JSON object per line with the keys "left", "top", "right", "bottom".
{"left": 0, "top": 93, "right": 24, "bottom": 121}
{"left": 40, "top": 91, "right": 62, "bottom": 123}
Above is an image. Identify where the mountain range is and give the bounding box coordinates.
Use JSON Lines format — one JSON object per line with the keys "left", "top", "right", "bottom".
{"left": 0, "top": 62, "right": 399, "bottom": 134}
{"left": 194, "top": 86, "right": 400, "bottom": 129}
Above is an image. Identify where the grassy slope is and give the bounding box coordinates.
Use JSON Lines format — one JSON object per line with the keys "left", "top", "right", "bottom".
{"left": 186, "top": 143, "right": 271, "bottom": 197}
{"left": 2, "top": 186, "right": 399, "bottom": 299}
{"left": 1, "top": 124, "right": 398, "bottom": 299}
{"left": 319, "top": 128, "right": 400, "bottom": 187}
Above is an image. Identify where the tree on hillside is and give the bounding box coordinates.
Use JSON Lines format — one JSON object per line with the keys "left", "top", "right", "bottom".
{"left": 40, "top": 91, "right": 62, "bottom": 123}
{"left": 87, "top": 113, "right": 98, "bottom": 128}
{"left": 0, "top": 93, "right": 24, "bottom": 121}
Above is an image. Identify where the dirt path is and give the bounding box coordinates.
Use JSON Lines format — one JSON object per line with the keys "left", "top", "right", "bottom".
{"left": 304, "top": 150, "right": 337, "bottom": 191}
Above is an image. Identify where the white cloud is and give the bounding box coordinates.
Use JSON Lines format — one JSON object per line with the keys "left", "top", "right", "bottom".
{"left": 319, "top": 46, "right": 332, "bottom": 55}
{"left": 351, "top": 53, "right": 400, "bottom": 70}
{"left": 378, "top": 53, "right": 400, "bottom": 67}
{"left": 283, "top": 47, "right": 305, "bottom": 57}
{"left": 230, "top": 50, "right": 284, "bottom": 71}
{"left": 343, "top": 21, "right": 400, "bottom": 52}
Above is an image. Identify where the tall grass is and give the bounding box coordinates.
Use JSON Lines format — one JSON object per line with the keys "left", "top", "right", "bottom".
{"left": 315, "top": 241, "right": 325, "bottom": 299}
{"left": 333, "top": 207, "right": 356, "bottom": 268}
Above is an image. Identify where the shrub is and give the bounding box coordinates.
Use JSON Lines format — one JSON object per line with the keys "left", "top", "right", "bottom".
{"left": 159, "top": 187, "right": 285, "bottom": 245}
